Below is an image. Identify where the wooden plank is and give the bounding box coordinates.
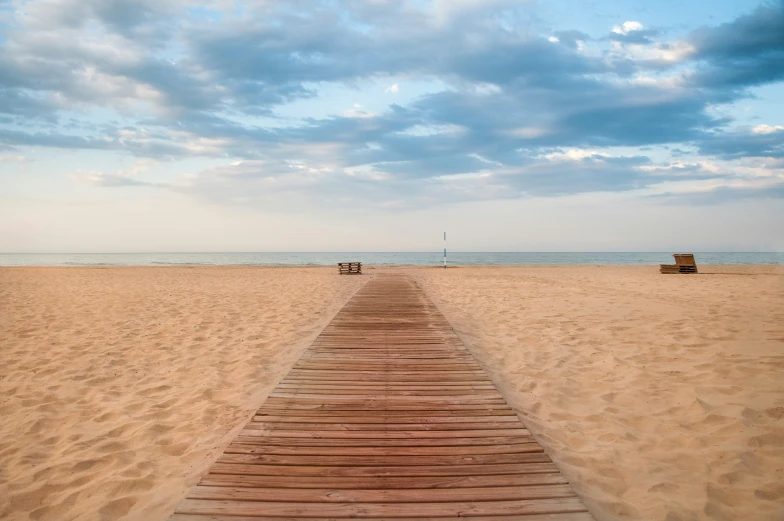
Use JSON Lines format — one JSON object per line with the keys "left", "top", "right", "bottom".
{"left": 306, "top": 353, "right": 477, "bottom": 358}
{"left": 167, "top": 274, "right": 592, "bottom": 520}
{"left": 222, "top": 443, "right": 542, "bottom": 456}
{"left": 247, "top": 421, "right": 524, "bottom": 430}
{"left": 292, "top": 364, "right": 485, "bottom": 371}
{"left": 285, "top": 371, "right": 491, "bottom": 378}
{"left": 230, "top": 436, "right": 540, "bottom": 447}
{"left": 237, "top": 428, "right": 531, "bottom": 439}
{"left": 254, "top": 408, "right": 517, "bottom": 417}
{"left": 251, "top": 414, "right": 517, "bottom": 423}
{"left": 216, "top": 452, "right": 551, "bottom": 466}
{"left": 207, "top": 462, "right": 561, "bottom": 477}
{"left": 197, "top": 472, "right": 570, "bottom": 489}
{"left": 255, "top": 403, "right": 515, "bottom": 411}
{"left": 247, "top": 422, "right": 528, "bottom": 432}
{"left": 272, "top": 385, "right": 499, "bottom": 392}
{"left": 186, "top": 484, "right": 578, "bottom": 502}
{"left": 280, "top": 374, "right": 494, "bottom": 382}
{"left": 266, "top": 393, "right": 504, "bottom": 402}
{"left": 273, "top": 382, "right": 497, "bottom": 388}
{"left": 171, "top": 513, "right": 596, "bottom": 521}
{"left": 174, "top": 498, "right": 589, "bottom": 517}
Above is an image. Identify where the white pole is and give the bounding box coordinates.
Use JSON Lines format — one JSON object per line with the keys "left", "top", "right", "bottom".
{"left": 443, "top": 232, "right": 447, "bottom": 269}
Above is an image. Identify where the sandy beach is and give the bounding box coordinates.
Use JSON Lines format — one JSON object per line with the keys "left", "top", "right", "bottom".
{"left": 1, "top": 265, "right": 783, "bottom": 521}
{"left": 0, "top": 267, "right": 366, "bottom": 521}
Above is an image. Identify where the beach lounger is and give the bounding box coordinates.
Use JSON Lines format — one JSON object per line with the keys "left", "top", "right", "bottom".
{"left": 338, "top": 262, "right": 362, "bottom": 274}
{"left": 660, "top": 253, "right": 698, "bottom": 274}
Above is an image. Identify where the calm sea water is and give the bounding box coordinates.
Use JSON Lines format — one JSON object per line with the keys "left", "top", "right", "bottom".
{"left": 0, "top": 252, "right": 782, "bottom": 266}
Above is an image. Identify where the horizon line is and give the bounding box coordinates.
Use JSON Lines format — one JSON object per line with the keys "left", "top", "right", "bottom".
{"left": 2, "top": 251, "right": 782, "bottom": 255}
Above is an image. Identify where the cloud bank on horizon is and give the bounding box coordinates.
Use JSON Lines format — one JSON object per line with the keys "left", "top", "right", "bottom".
{"left": 0, "top": 0, "right": 783, "bottom": 251}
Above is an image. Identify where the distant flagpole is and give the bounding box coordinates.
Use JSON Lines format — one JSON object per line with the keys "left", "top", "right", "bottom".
{"left": 443, "top": 232, "right": 447, "bottom": 269}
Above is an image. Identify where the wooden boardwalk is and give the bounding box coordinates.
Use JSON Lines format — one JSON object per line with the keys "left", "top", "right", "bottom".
{"left": 170, "top": 274, "right": 592, "bottom": 520}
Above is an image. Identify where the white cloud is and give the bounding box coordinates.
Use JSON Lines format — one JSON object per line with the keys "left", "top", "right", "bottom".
{"left": 752, "top": 124, "right": 784, "bottom": 135}
{"left": 639, "top": 160, "right": 724, "bottom": 174}
{"left": 0, "top": 156, "right": 28, "bottom": 163}
{"left": 385, "top": 83, "right": 399, "bottom": 94}
{"left": 431, "top": 0, "right": 518, "bottom": 23}
{"left": 610, "top": 40, "right": 696, "bottom": 63}
{"left": 344, "top": 164, "right": 389, "bottom": 181}
{"left": 612, "top": 21, "right": 644, "bottom": 35}
{"left": 342, "top": 109, "right": 378, "bottom": 119}
{"left": 116, "top": 158, "right": 160, "bottom": 177}
{"left": 648, "top": 41, "right": 696, "bottom": 62}
{"left": 548, "top": 36, "right": 559, "bottom": 43}
{"left": 468, "top": 153, "right": 502, "bottom": 166}
{"left": 629, "top": 72, "right": 689, "bottom": 89}
{"left": 542, "top": 149, "right": 608, "bottom": 162}
{"left": 399, "top": 124, "right": 466, "bottom": 136}
{"left": 510, "top": 127, "right": 550, "bottom": 139}
{"left": 165, "top": 131, "right": 232, "bottom": 155}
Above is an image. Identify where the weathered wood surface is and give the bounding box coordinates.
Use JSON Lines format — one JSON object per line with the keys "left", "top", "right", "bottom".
{"left": 169, "top": 274, "right": 592, "bottom": 520}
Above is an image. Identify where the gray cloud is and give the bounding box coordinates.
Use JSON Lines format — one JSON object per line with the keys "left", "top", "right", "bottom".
{"left": 698, "top": 128, "right": 784, "bottom": 159}
{"left": 608, "top": 28, "right": 660, "bottom": 45}
{"left": 172, "top": 150, "right": 722, "bottom": 211}
{"left": 690, "top": 2, "right": 784, "bottom": 61}
{"left": 688, "top": 1, "right": 784, "bottom": 89}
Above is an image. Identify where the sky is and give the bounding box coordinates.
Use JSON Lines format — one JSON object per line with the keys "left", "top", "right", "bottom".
{"left": 0, "top": 0, "right": 783, "bottom": 253}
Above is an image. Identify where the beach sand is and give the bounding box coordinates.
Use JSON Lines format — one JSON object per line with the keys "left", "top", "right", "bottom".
{"left": 1, "top": 265, "right": 782, "bottom": 521}
{"left": 0, "top": 267, "right": 366, "bottom": 521}
{"left": 408, "top": 265, "right": 784, "bottom": 521}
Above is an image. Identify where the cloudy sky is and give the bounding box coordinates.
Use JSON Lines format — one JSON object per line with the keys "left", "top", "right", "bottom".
{"left": 1, "top": 0, "right": 783, "bottom": 252}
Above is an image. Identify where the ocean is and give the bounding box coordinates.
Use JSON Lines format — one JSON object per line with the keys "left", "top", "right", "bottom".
{"left": 0, "top": 252, "right": 782, "bottom": 266}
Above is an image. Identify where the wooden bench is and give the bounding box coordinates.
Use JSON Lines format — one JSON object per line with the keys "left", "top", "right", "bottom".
{"left": 338, "top": 262, "right": 362, "bottom": 275}
{"left": 660, "top": 253, "right": 698, "bottom": 274}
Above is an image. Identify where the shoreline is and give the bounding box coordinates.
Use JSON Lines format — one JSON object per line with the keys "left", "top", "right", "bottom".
{"left": 1, "top": 263, "right": 783, "bottom": 268}
{"left": 2, "top": 252, "right": 783, "bottom": 269}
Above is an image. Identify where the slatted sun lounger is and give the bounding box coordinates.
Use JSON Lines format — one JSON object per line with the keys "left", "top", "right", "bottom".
{"left": 338, "top": 262, "right": 362, "bottom": 274}
{"left": 660, "top": 253, "right": 698, "bottom": 274}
